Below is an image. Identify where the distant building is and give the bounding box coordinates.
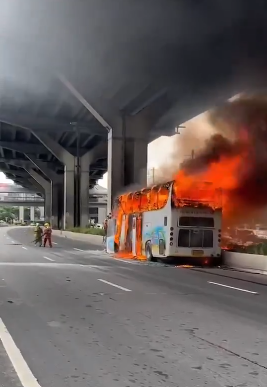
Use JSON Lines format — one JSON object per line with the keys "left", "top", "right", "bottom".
{"left": 0, "top": 183, "right": 108, "bottom": 225}
{"left": 89, "top": 185, "right": 107, "bottom": 224}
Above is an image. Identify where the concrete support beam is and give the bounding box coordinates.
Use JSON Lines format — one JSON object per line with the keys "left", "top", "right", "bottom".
{"left": 13, "top": 177, "right": 43, "bottom": 194}
{"left": 26, "top": 156, "right": 59, "bottom": 181}
{"left": 59, "top": 75, "right": 114, "bottom": 131}
{"left": 27, "top": 178, "right": 45, "bottom": 195}
{"left": 39, "top": 207, "right": 45, "bottom": 220}
{"left": 32, "top": 132, "right": 91, "bottom": 228}
{"left": 0, "top": 168, "right": 28, "bottom": 178}
{"left": 107, "top": 115, "right": 149, "bottom": 212}
{"left": 63, "top": 154, "right": 90, "bottom": 228}
{"left": 30, "top": 207, "right": 35, "bottom": 221}
{"left": 0, "top": 110, "right": 107, "bottom": 136}
{"left": 80, "top": 152, "right": 90, "bottom": 228}
{"left": 25, "top": 155, "right": 62, "bottom": 229}
{"left": 27, "top": 169, "right": 52, "bottom": 223}
{"left": 19, "top": 207, "right": 24, "bottom": 223}
{"left": 0, "top": 141, "right": 51, "bottom": 154}
{"left": 6, "top": 156, "right": 63, "bottom": 229}
{"left": 3, "top": 160, "right": 57, "bottom": 224}
{"left": 0, "top": 141, "right": 76, "bottom": 154}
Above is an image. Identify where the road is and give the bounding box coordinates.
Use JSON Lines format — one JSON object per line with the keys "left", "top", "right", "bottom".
{"left": 0, "top": 227, "right": 267, "bottom": 387}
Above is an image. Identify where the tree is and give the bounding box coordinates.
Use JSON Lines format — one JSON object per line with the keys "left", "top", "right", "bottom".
{"left": 0, "top": 206, "right": 19, "bottom": 221}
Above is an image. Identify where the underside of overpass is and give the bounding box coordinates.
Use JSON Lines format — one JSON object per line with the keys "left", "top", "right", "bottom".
{"left": 0, "top": 1, "right": 267, "bottom": 227}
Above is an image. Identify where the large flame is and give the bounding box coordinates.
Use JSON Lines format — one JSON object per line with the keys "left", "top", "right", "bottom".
{"left": 113, "top": 94, "right": 267, "bottom": 258}
{"left": 178, "top": 95, "right": 267, "bottom": 225}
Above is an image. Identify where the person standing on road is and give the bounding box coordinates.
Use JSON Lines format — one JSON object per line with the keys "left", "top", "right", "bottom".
{"left": 43, "top": 223, "right": 52, "bottom": 248}
{"left": 34, "top": 223, "right": 43, "bottom": 247}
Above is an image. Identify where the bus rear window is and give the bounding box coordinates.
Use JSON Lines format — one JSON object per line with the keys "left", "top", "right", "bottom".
{"left": 179, "top": 217, "right": 214, "bottom": 228}
{"left": 178, "top": 229, "right": 213, "bottom": 248}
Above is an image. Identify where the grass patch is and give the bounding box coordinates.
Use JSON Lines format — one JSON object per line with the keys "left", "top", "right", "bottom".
{"left": 66, "top": 227, "right": 105, "bottom": 236}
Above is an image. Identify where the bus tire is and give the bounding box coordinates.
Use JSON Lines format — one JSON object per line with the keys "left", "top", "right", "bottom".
{"left": 145, "top": 242, "right": 156, "bottom": 262}
{"left": 114, "top": 242, "right": 119, "bottom": 253}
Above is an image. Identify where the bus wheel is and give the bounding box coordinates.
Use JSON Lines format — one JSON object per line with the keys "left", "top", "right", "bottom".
{"left": 114, "top": 242, "right": 119, "bottom": 253}
{"left": 145, "top": 242, "right": 156, "bottom": 262}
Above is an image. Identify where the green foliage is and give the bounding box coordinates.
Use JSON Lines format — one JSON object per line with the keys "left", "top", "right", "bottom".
{"left": 66, "top": 227, "right": 104, "bottom": 236}
{"left": 229, "top": 242, "right": 267, "bottom": 255}
{"left": 0, "top": 206, "right": 19, "bottom": 221}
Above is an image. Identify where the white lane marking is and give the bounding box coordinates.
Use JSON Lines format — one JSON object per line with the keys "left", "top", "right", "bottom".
{"left": 43, "top": 256, "right": 55, "bottom": 262}
{"left": 73, "top": 248, "right": 84, "bottom": 252}
{"left": 98, "top": 279, "right": 132, "bottom": 292}
{"left": 22, "top": 247, "right": 27, "bottom": 250}
{"left": 53, "top": 242, "right": 57, "bottom": 245}
{"left": 208, "top": 281, "right": 258, "bottom": 295}
{"left": 0, "top": 318, "right": 42, "bottom": 386}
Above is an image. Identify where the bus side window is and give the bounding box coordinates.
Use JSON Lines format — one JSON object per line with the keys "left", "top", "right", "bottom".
{"left": 164, "top": 217, "right": 167, "bottom": 226}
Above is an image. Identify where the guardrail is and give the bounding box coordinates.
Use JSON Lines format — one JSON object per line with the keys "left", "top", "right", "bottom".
{"left": 222, "top": 250, "right": 267, "bottom": 274}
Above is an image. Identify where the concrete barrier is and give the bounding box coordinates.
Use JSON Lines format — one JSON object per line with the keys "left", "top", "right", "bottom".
{"left": 52, "top": 229, "right": 103, "bottom": 246}
{"left": 222, "top": 250, "right": 267, "bottom": 274}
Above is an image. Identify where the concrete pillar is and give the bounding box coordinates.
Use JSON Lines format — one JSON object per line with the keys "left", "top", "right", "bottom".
{"left": 107, "top": 116, "right": 149, "bottom": 212}
{"left": 19, "top": 206, "right": 24, "bottom": 222}
{"left": 28, "top": 169, "right": 52, "bottom": 223}
{"left": 39, "top": 207, "right": 44, "bottom": 220}
{"left": 31, "top": 133, "right": 93, "bottom": 229}
{"left": 30, "top": 207, "right": 35, "bottom": 221}
{"left": 64, "top": 153, "right": 90, "bottom": 228}
{"left": 51, "top": 183, "right": 59, "bottom": 229}
{"left": 80, "top": 153, "right": 90, "bottom": 227}
{"left": 64, "top": 162, "right": 75, "bottom": 229}
{"left": 98, "top": 207, "right": 106, "bottom": 224}
{"left": 26, "top": 155, "right": 62, "bottom": 229}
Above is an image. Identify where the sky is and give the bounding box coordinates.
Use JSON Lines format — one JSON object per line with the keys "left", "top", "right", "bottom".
{"left": 0, "top": 112, "right": 212, "bottom": 188}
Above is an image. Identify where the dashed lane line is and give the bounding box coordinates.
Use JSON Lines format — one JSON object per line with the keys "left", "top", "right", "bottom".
{"left": 43, "top": 256, "right": 55, "bottom": 262}
{"left": 98, "top": 279, "right": 132, "bottom": 292}
{"left": 22, "top": 247, "right": 27, "bottom": 250}
{"left": 0, "top": 317, "right": 42, "bottom": 387}
{"left": 208, "top": 281, "right": 259, "bottom": 295}
{"left": 73, "top": 248, "right": 84, "bottom": 252}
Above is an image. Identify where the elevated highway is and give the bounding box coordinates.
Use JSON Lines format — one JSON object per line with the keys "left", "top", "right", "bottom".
{"left": 0, "top": 1, "right": 267, "bottom": 227}
{"left": 0, "top": 184, "right": 107, "bottom": 208}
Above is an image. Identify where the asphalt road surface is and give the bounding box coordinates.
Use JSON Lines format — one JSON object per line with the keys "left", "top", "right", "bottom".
{"left": 0, "top": 227, "right": 267, "bottom": 386}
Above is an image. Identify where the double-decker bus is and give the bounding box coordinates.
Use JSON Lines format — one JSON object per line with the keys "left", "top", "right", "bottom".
{"left": 107, "top": 180, "right": 222, "bottom": 264}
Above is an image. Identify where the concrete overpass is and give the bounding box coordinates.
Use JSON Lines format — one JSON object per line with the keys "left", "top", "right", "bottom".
{"left": 0, "top": 184, "right": 107, "bottom": 208}
{"left": 0, "top": 1, "right": 267, "bottom": 228}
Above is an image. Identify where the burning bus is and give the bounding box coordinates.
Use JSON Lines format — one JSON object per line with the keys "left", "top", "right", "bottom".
{"left": 107, "top": 180, "right": 222, "bottom": 264}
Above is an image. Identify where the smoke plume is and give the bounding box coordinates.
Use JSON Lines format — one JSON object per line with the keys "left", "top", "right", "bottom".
{"left": 175, "top": 94, "right": 267, "bottom": 225}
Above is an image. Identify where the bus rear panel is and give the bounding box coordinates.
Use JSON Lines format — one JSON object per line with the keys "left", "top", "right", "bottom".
{"left": 167, "top": 208, "right": 222, "bottom": 262}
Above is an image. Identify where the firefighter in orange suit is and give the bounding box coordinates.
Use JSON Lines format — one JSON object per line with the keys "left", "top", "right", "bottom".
{"left": 43, "top": 222, "right": 52, "bottom": 248}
